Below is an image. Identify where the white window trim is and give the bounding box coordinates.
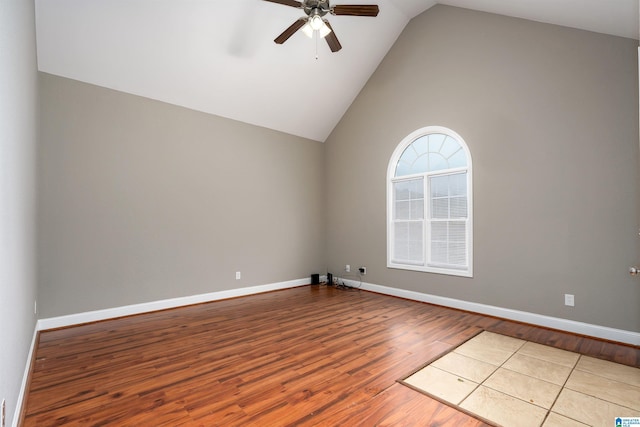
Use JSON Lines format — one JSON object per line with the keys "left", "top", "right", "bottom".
{"left": 387, "top": 126, "right": 473, "bottom": 278}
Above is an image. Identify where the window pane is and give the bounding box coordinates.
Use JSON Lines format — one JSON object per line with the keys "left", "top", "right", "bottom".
{"left": 428, "top": 173, "right": 469, "bottom": 267}
{"left": 411, "top": 155, "right": 428, "bottom": 175}
{"left": 448, "top": 148, "right": 467, "bottom": 168}
{"left": 399, "top": 145, "right": 417, "bottom": 165}
{"left": 450, "top": 196, "right": 467, "bottom": 218}
{"left": 394, "top": 222, "right": 408, "bottom": 261}
{"left": 409, "top": 240, "right": 423, "bottom": 262}
{"left": 396, "top": 200, "right": 410, "bottom": 220}
{"left": 448, "top": 241, "right": 466, "bottom": 265}
{"left": 449, "top": 173, "right": 467, "bottom": 196}
{"left": 394, "top": 179, "right": 424, "bottom": 220}
{"left": 409, "top": 178, "right": 424, "bottom": 200}
{"left": 396, "top": 139, "right": 431, "bottom": 176}
{"left": 395, "top": 181, "right": 411, "bottom": 200}
{"left": 396, "top": 200, "right": 425, "bottom": 220}
{"left": 410, "top": 200, "right": 424, "bottom": 219}
{"left": 431, "top": 173, "right": 468, "bottom": 219}
{"left": 408, "top": 222, "right": 423, "bottom": 262}
{"left": 431, "top": 241, "right": 447, "bottom": 264}
{"left": 440, "top": 136, "right": 462, "bottom": 158}
{"left": 395, "top": 222, "right": 408, "bottom": 240}
{"left": 412, "top": 135, "right": 429, "bottom": 155}
{"left": 432, "top": 198, "right": 449, "bottom": 219}
{"left": 395, "top": 160, "right": 412, "bottom": 177}
{"left": 409, "top": 179, "right": 424, "bottom": 199}
{"left": 430, "top": 175, "right": 449, "bottom": 198}
{"left": 431, "top": 221, "right": 447, "bottom": 241}
{"left": 428, "top": 134, "right": 446, "bottom": 153}
{"left": 449, "top": 221, "right": 466, "bottom": 241}
{"left": 428, "top": 153, "right": 448, "bottom": 172}
{"left": 394, "top": 221, "right": 423, "bottom": 263}
{"left": 429, "top": 221, "right": 467, "bottom": 267}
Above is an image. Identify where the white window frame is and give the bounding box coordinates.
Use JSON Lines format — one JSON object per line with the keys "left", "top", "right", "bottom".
{"left": 387, "top": 126, "right": 473, "bottom": 277}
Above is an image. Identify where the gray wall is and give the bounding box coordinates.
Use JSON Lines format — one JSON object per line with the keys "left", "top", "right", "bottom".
{"left": 325, "top": 5, "right": 640, "bottom": 332}
{"left": 36, "top": 6, "right": 640, "bottom": 333}
{"left": 0, "top": 0, "right": 38, "bottom": 423}
{"left": 38, "top": 74, "right": 325, "bottom": 318}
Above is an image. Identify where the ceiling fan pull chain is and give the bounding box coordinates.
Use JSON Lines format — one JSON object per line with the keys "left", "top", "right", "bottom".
{"left": 315, "top": 31, "right": 319, "bottom": 60}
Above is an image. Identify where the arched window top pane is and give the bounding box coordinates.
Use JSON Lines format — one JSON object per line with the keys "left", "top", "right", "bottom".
{"left": 395, "top": 133, "right": 467, "bottom": 177}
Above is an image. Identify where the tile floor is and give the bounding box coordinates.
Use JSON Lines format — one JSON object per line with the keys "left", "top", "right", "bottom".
{"left": 402, "top": 331, "right": 640, "bottom": 427}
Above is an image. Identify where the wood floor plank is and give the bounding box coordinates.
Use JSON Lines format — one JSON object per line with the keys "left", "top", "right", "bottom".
{"left": 21, "top": 285, "right": 640, "bottom": 426}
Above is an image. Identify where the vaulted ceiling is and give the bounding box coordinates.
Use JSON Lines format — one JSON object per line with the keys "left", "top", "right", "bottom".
{"left": 35, "top": 0, "right": 639, "bottom": 142}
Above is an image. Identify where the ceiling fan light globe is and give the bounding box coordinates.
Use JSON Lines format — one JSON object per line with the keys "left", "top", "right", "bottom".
{"left": 310, "top": 15, "right": 324, "bottom": 30}
{"left": 319, "top": 22, "right": 332, "bottom": 38}
{"left": 302, "top": 22, "right": 314, "bottom": 38}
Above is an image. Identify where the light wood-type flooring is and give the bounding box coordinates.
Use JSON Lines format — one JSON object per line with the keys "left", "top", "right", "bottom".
{"left": 22, "top": 285, "right": 639, "bottom": 426}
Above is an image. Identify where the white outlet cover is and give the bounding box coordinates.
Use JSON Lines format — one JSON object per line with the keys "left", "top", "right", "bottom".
{"left": 235, "top": 272, "right": 241, "bottom": 280}
{"left": 564, "top": 294, "right": 575, "bottom": 306}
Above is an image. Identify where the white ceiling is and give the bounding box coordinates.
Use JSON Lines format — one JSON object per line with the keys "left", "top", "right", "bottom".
{"left": 35, "top": 0, "right": 639, "bottom": 142}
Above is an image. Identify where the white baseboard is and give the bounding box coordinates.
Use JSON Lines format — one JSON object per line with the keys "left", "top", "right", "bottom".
{"left": 12, "top": 326, "right": 38, "bottom": 427}
{"left": 37, "top": 278, "right": 308, "bottom": 331}
{"left": 343, "top": 279, "right": 640, "bottom": 346}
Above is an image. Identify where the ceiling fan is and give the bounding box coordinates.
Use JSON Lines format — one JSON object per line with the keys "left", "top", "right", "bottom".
{"left": 264, "top": 0, "right": 379, "bottom": 52}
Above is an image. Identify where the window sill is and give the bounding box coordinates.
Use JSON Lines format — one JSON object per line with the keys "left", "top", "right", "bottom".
{"left": 387, "top": 262, "right": 473, "bottom": 278}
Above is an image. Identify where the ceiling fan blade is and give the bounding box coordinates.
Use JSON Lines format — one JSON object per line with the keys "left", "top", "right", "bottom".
{"left": 332, "top": 5, "right": 379, "bottom": 17}
{"left": 263, "top": 0, "right": 302, "bottom": 8}
{"left": 324, "top": 21, "right": 342, "bottom": 52}
{"left": 274, "top": 18, "right": 307, "bottom": 44}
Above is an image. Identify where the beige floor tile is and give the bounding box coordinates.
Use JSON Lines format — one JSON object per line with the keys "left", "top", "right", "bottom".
{"left": 542, "top": 412, "right": 588, "bottom": 427}
{"left": 431, "top": 351, "right": 498, "bottom": 383}
{"left": 564, "top": 369, "right": 640, "bottom": 411}
{"left": 404, "top": 365, "right": 478, "bottom": 405}
{"left": 552, "top": 388, "right": 640, "bottom": 427}
{"left": 454, "top": 333, "right": 520, "bottom": 366}
{"left": 518, "top": 342, "right": 580, "bottom": 368}
{"left": 484, "top": 367, "right": 562, "bottom": 409}
{"left": 503, "top": 352, "right": 573, "bottom": 386}
{"left": 460, "top": 385, "right": 548, "bottom": 427}
{"left": 575, "top": 356, "right": 640, "bottom": 387}
{"left": 473, "top": 331, "right": 527, "bottom": 353}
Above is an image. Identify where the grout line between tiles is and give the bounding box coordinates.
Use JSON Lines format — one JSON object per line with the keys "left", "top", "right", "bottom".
{"left": 457, "top": 335, "right": 534, "bottom": 414}
{"left": 538, "top": 354, "right": 582, "bottom": 427}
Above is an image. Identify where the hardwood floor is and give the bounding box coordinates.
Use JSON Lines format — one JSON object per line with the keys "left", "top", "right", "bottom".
{"left": 22, "top": 286, "right": 639, "bottom": 426}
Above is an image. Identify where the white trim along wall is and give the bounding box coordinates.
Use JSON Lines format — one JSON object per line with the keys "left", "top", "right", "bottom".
{"left": 38, "top": 278, "right": 309, "bottom": 330}
{"left": 343, "top": 279, "right": 640, "bottom": 346}
{"left": 36, "top": 278, "right": 640, "bottom": 346}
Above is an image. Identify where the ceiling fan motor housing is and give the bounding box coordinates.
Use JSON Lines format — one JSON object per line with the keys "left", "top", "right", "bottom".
{"left": 303, "top": 0, "right": 331, "bottom": 17}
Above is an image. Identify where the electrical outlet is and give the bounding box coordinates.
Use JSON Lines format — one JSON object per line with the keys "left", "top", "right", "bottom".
{"left": 345, "top": 264, "right": 350, "bottom": 272}
{"left": 564, "top": 294, "right": 575, "bottom": 307}
{"left": 358, "top": 266, "right": 366, "bottom": 275}
{"left": 235, "top": 271, "right": 241, "bottom": 280}
{"left": 34, "top": 300, "right": 37, "bottom": 315}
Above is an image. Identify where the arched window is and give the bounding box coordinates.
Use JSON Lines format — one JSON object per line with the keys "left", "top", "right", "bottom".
{"left": 387, "top": 126, "right": 472, "bottom": 277}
